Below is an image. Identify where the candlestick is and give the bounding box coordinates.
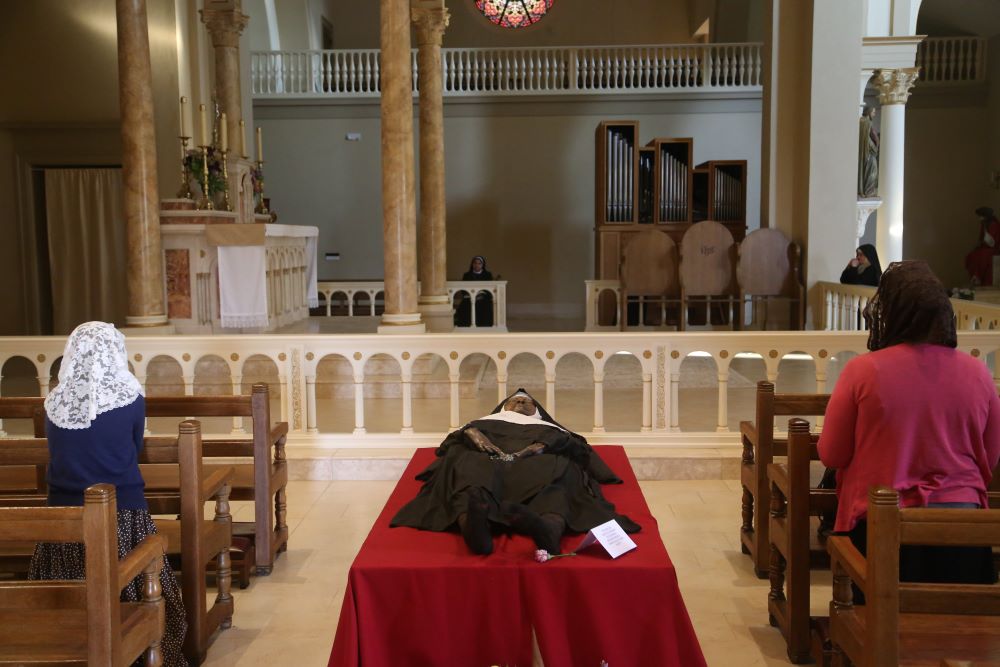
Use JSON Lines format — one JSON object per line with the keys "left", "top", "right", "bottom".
{"left": 256, "top": 127, "right": 263, "bottom": 162}
{"left": 197, "top": 145, "right": 214, "bottom": 211}
{"left": 179, "top": 96, "right": 188, "bottom": 138}
{"left": 220, "top": 112, "right": 228, "bottom": 153}
{"left": 239, "top": 120, "right": 247, "bottom": 159}
{"left": 221, "top": 147, "right": 232, "bottom": 211}
{"left": 198, "top": 103, "right": 208, "bottom": 147}
{"left": 254, "top": 159, "right": 268, "bottom": 215}
{"left": 176, "top": 135, "right": 193, "bottom": 200}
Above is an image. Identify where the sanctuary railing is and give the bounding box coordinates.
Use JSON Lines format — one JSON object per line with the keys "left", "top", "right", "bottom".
{"left": 317, "top": 280, "right": 508, "bottom": 331}
{"left": 916, "top": 36, "right": 988, "bottom": 85}
{"left": 250, "top": 42, "right": 764, "bottom": 99}
{"left": 818, "top": 281, "right": 1000, "bottom": 331}
{"left": 3, "top": 331, "right": 999, "bottom": 449}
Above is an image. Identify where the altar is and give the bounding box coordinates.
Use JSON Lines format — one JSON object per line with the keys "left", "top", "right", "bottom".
{"left": 160, "top": 214, "right": 318, "bottom": 333}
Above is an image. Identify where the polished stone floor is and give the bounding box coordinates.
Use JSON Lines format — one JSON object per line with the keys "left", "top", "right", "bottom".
{"left": 202, "top": 478, "right": 832, "bottom": 667}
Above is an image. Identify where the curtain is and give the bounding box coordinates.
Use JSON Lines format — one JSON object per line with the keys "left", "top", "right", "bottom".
{"left": 44, "top": 168, "right": 126, "bottom": 334}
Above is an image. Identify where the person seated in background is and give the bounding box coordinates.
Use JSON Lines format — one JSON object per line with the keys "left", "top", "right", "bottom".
{"left": 839, "top": 244, "right": 882, "bottom": 286}
{"left": 818, "top": 262, "right": 1000, "bottom": 597}
{"left": 391, "top": 390, "right": 639, "bottom": 555}
{"left": 965, "top": 206, "right": 1000, "bottom": 286}
{"left": 30, "top": 322, "right": 189, "bottom": 666}
{"left": 454, "top": 255, "right": 495, "bottom": 327}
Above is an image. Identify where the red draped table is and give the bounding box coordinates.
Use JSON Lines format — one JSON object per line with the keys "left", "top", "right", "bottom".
{"left": 329, "top": 445, "right": 706, "bottom": 667}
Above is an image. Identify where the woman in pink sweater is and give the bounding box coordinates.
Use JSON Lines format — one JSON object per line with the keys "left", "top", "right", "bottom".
{"left": 819, "top": 260, "right": 1000, "bottom": 586}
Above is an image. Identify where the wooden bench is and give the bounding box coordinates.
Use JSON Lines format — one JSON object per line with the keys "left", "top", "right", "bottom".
{"left": 143, "top": 420, "right": 235, "bottom": 665}
{"left": 0, "top": 423, "right": 235, "bottom": 666}
{"left": 828, "top": 487, "right": 1000, "bottom": 666}
{"left": 0, "top": 383, "right": 290, "bottom": 575}
{"left": 767, "top": 417, "right": 838, "bottom": 664}
{"left": 0, "top": 483, "right": 167, "bottom": 666}
{"left": 739, "top": 380, "right": 830, "bottom": 577}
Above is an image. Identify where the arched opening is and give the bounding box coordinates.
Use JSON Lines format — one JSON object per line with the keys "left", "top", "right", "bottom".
{"left": 363, "top": 354, "right": 401, "bottom": 433}
{"left": 459, "top": 353, "right": 499, "bottom": 424}
{"left": 411, "top": 352, "right": 450, "bottom": 433}
{"left": 677, "top": 352, "right": 717, "bottom": 432}
{"left": 554, "top": 352, "right": 594, "bottom": 433}
{"left": 145, "top": 355, "right": 184, "bottom": 434}
{"left": 775, "top": 351, "right": 816, "bottom": 394}
{"left": 194, "top": 355, "right": 232, "bottom": 397}
{"left": 505, "top": 353, "right": 545, "bottom": 400}
{"left": 315, "top": 353, "right": 354, "bottom": 433}
{"left": 727, "top": 351, "right": 768, "bottom": 429}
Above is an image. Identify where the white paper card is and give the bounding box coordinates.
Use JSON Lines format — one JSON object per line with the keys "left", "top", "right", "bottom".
{"left": 574, "top": 519, "right": 637, "bottom": 559}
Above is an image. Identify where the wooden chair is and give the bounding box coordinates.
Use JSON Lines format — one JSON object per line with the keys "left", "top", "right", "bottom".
{"left": 0, "top": 484, "right": 167, "bottom": 666}
{"left": 739, "top": 381, "right": 830, "bottom": 577}
{"left": 679, "top": 220, "right": 740, "bottom": 330}
{"left": 737, "top": 228, "right": 805, "bottom": 330}
{"left": 767, "top": 418, "right": 838, "bottom": 663}
{"left": 618, "top": 230, "right": 681, "bottom": 330}
{"left": 828, "top": 487, "right": 1000, "bottom": 667}
{"left": 141, "top": 420, "right": 235, "bottom": 665}
{"left": 142, "top": 384, "right": 289, "bottom": 575}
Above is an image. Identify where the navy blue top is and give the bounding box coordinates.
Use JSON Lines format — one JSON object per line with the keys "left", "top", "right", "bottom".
{"left": 46, "top": 396, "right": 147, "bottom": 510}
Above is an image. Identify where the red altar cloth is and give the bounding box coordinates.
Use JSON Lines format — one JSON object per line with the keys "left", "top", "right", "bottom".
{"left": 328, "top": 446, "right": 706, "bottom": 667}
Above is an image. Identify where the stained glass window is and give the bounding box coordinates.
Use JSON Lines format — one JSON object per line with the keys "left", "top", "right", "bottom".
{"left": 476, "top": 0, "right": 554, "bottom": 29}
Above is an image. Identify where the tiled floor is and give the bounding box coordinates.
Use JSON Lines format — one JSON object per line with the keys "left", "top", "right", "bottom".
{"left": 202, "top": 477, "right": 833, "bottom": 666}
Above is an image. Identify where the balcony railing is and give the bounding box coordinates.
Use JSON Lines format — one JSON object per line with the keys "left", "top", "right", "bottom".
{"left": 818, "top": 281, "right": 1000, "bottom": 331}
{"left": 916, "top": 36, "right": 988, "bottom": 85}
{"left": 251, "top": 43, "right": 763, "bottom": 99}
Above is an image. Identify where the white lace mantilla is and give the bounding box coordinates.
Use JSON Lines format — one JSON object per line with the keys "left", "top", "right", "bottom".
{"left": 44, "top": 322, "right": 144, "bottom": 430}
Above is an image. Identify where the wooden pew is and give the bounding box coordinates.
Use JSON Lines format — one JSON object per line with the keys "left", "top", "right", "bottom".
{"left": 141, "top": 384, "right": 289, "bottom": 575}
{"left": 0, "top": 483, "right": 167, "bottom": 666}
{"left": 767, "top": 418, "right": 838, "bottom": 664}
{"left": 0, "top": 423, "right": 235, "bottom": 666}
{"left": 0, "top": 383, "right": 290, "bottom": 575}
{"left": 739, "top": 380, "right": 830, "bottom": 577}
{"left": 143, "top": 420, "right": 235, "bottom": 665}
{"left": 828, "top": 487, "right": 1000, "bottom": 667}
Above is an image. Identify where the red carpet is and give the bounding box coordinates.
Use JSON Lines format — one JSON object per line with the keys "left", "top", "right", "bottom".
{"left": 329, "top": 445, "right": 706, "bottom": 667}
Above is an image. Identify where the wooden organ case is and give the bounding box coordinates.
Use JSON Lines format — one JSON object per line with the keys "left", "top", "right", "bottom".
{"left": 595, "top": 121, "right": 748, "bottom": 323}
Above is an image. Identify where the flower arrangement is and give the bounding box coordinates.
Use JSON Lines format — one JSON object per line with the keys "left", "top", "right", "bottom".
{"left": 533, "top": 549, "right": 576, "bottom": 563}
{"left": 184, "top": 146, "right": 227, "bottom": 195}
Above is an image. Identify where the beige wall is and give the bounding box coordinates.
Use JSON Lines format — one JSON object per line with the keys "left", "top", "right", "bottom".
{"left": 256, "top": 98, "right": 762, "bottom": 317}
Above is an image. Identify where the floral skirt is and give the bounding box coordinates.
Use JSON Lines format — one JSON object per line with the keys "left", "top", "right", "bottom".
{"left": 29, "top": 509, "right": 189, "bottom": 667}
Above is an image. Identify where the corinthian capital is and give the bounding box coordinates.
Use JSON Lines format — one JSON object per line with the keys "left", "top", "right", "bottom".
{"left": 873, "top": 67, "right": 920, "bottom": 105}
{"left": 411, "top": 3, "right": 450, "bottom": 47}
{"left": 201, "top": 2, "right": 250, "bottom": 48}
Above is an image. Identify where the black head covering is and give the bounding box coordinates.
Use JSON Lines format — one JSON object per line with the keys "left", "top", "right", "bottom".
{"left": 491, "top": 388, "right": 563, "bottom": 428}
{"left": 857, "top": 244, "right": 882, "bottom": 282}
{"left": 862, "top": 260, "right": 957, "bottom": 351}
{"left": 469, "top": 255, "right": 487, "bottom": 273}
{"left": 976, "top": 207, "right": 995, "bottom": 220}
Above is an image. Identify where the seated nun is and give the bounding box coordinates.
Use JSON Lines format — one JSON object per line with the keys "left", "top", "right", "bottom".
{"left": 391, "top": 390, "right": 640, "bottom": 555}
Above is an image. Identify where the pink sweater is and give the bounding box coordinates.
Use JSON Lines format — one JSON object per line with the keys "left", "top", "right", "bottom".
{"left": 818, "top": 343, "right": 1000, "bottom": 532}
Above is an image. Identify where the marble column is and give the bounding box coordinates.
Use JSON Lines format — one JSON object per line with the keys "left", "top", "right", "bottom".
{"left": 200, "top": 1, "right": 248, "bottom": 153}
{"left": 378, "top": 0, "right": 425, "bottom": 333}
{"left": 412, "top": 2, "right": 453, "bottom": 332}
{"left": 873, "top": 67, "right": 919, "bottom": 264}
{"left": 116, "top": 0, "right": 168, "bottom": 327}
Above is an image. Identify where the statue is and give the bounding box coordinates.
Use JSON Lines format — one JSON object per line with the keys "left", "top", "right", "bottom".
{"left": 858, "top": 105, "right": 879, "bottom": 198}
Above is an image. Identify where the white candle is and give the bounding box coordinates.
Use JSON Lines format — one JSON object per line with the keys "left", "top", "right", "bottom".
{"left": 239, "top": 120, "right": 247, "bottom": 158}
{"left": 220, "top": 112, "right": 228, "bottom": 152}
{"left": 179, "top": 96, "right": 188, "bottom": 137}
{"left": 256, "top": 127, "right": 264, "bottom": 162}
{"left": 198, "top": 104, "right": 208, "bottom": 147}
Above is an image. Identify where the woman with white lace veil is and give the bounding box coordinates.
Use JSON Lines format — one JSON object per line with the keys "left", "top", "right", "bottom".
{"left": 29, "top": 322, "right": 189, "bottom": 666}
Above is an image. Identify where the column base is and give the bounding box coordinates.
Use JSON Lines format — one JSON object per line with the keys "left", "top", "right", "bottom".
{"left": 377, "top": 312, "right": 426, "bottom": 334}
{"left": 120, "top": 320, "right": 175, "bottom": 336}
{"left": 417, "top": 301, "right": 454, "bottom": 332}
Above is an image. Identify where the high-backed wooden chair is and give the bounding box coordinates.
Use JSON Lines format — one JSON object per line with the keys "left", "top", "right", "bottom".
{"left": 767, "top": 418, "right": 839, "bottom": 663}
{"left": 679, "top": 220, "right": 740, "bottom": 330}
{"left": 739, "top": 381, "right": 830, "bottom": 577}
{"left": 828, "top": 487, "right": 1000, "bottom": 667}
{"left": 619, "top": 230, "right": 681, "bottom": 330}
{"left": 737, "top": 228, "right": 805, "bottom": 330}
{"left": 0, "top": 484, "right": 167, "bottom": 666}
{"left": 142, "top": 420, "right": 234, "bottom": 665}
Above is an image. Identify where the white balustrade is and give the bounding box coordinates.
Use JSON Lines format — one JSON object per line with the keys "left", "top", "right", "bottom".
{"left": 916, "top": 37, "right": 987, "bottom": 85}
{"left": 251, "top": 43, "right": 764, "bottom": 99}
{"left": 317, "top": 280, "right": 508, "bottom": 331}
{"left": 4, "top": 330, "right": 1000, "bottom": 449}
